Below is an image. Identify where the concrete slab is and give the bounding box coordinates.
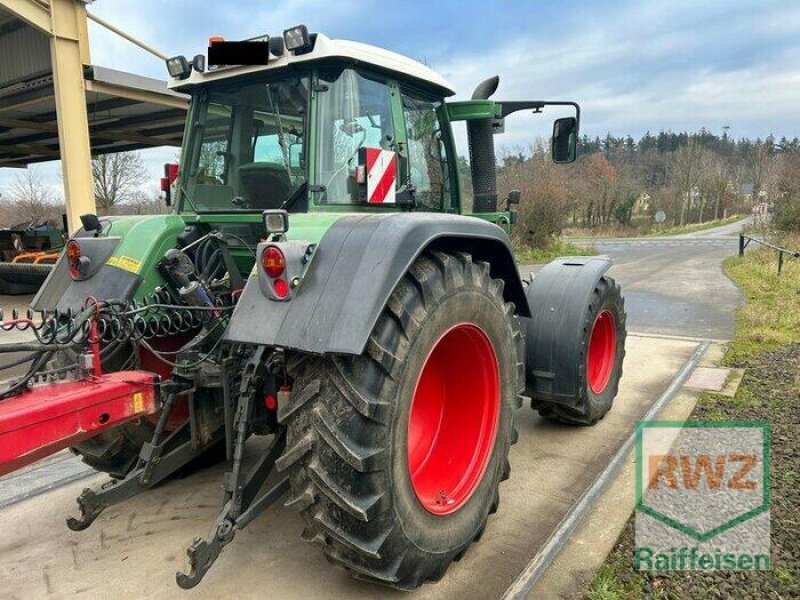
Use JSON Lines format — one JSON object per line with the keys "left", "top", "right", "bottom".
{"left": 684, "top": 366, "right": 731, "bottom": 391}
{"left": 0, "top": 451, "right": 93, "bottom": 509}
{"left": 0, "top": 335, "right": 699, "bottom": 600}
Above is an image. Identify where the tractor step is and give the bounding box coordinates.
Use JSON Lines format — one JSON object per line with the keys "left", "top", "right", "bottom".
{"left": 0, "top": 372, "right": 159, "bottom": 476}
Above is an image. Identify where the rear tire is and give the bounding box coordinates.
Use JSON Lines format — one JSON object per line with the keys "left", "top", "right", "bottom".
{"left": 533, "top": 276, "right": 625, "bottom": 425}
{"left": 277, "top": 251, "right": 525, "bottom": 590}
{"left": 44, "top": 345, "right": 157, "bottom": 480}
{"left": 71, "top": 422, "right": 155, "bottom": 479}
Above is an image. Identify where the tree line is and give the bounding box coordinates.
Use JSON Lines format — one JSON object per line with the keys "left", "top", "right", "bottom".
{"left": 2, "top": 130, "right": 799, "bottom": 248}
{"left": 493, "top": 129, "right": 800, "bottom": 248}
{"left": 0, "top": 152, "right": 164, "bottom": 229}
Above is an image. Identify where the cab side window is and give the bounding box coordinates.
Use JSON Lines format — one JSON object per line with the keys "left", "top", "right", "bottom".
{"left": 316, "top": 69, "right": 396, "bottom": 204}
{"left": 402, "top": 92, "right": 450, "bottom": 211}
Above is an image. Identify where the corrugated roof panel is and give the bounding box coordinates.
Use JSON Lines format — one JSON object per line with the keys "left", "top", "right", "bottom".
{"left": 0, "top": 20, "right": 51, "bottom": 89}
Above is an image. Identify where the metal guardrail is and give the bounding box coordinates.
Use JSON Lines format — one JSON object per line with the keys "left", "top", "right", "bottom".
{"left": 739, "top": 234, "right": 800, "bottom": 275}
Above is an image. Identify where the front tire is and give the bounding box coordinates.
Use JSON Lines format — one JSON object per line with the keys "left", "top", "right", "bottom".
{"left": 277, "top": 251, "right": 524, "bottom": 589}
{"left": 533, "top": 276, "right": 626, "bottom": 425}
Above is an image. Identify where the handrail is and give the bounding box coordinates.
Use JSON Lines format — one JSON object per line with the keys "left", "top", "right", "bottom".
{"left": 739, "top": 234, "right": 800, "bottom": 275}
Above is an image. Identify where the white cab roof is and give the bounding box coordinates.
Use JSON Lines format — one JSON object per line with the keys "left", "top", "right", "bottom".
{"left": 170, "top": 34, "right": 455, "bottom": 96}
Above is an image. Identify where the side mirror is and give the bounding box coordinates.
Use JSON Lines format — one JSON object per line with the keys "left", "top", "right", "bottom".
{"left": 396, "top": 184, "right": 417, "bottom": 209}
{"left": 552, "top": 117, "right": 578, "bottom": 163}
{"left": 505, "top": 190, "right": 521, "bottom": 207}
{"left": 79, "top": 214, "right": 102, "bottom": 236}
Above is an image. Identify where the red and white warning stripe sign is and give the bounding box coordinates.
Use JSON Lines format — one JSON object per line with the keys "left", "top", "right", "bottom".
{"left": 362, "top": 148, "right": 397, "bottom": 204}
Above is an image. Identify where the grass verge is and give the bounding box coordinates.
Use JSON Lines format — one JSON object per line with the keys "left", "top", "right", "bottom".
{"left": 515, "top": 239, "right": 596, "bottom": 264}
{"left": 563, "top": 215, "right": 743, "bottom": 239}
{"left": 583, "top": 232, "right": 800, "bottom": 600}
{"left": 723, "top": 233, "right": 800, "bottom": 364}
{"left": 644, "top": 214, "right": 743, "bottom": 237}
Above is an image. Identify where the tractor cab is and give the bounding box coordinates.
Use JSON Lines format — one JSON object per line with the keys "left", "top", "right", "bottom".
{"left": 166, "top": 27, "right": 579, "bottom": 226}
{"left": 169, "top": 30, "right": 459, "bottom": 217}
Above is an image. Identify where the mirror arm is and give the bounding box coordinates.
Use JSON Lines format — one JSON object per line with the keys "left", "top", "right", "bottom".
{"left": 499, "top": 101, "right": 581, "bottom": 132}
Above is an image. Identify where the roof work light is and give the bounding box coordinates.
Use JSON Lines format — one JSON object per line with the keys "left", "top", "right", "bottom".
{"left": 166, "top": 55, "right": 191, "bottom": 80}
{"left": 283, "top": 25, "right": 312, "bottom": 53}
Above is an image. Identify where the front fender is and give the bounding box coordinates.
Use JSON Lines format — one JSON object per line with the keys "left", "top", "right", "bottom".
{"left": 522, "top": 256, "right": 612, "bottom": 402}
{"left": 224, "top": 213, "right": 529, "bottom": 355}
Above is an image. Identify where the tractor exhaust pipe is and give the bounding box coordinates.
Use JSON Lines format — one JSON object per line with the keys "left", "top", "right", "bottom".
{"left": 468, "top": 76, "right": 500, "bottom": 213}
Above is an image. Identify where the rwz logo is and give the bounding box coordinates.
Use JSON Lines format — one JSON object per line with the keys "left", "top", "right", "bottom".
{"left": 647, "top": 452, "right": 758, "bottom": 491}
{"left": 634, "top": 421, "right": 770, "bottom": 571}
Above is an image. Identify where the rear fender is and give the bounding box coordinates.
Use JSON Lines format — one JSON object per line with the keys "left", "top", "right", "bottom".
{"left": 522, "top": 256, "right": 612, "bottom": 403}
{"left": 225, "top": 213, "right": 529, "bottom": 355}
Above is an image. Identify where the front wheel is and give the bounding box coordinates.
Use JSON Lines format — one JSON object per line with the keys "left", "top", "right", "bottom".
{"left": 533, "top": 276, "right": 626, "bottom": 425}
{"left": 277, "top": 251, "right": 524, "bottom": 589}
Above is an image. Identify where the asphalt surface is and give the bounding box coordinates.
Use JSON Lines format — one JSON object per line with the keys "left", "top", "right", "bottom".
{"left": 0, "top": 217, "right": 749, "bottom": 598}
{"left": 549, "top": 217, "right": 749, "bottom": 340}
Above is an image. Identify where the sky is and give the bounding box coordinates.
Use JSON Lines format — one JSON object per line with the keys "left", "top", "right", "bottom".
{"left": 1, "top": 0, "right": 799, "bottom": 201}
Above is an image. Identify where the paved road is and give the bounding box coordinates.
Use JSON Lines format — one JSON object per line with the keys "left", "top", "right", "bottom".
{"left": 523, "top": 217, "right": 749, "bottom": 340}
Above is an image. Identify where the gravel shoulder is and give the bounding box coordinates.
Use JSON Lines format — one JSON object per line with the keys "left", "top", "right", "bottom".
{"left": 584, "top": 343, "right": 799, "bottom": 600}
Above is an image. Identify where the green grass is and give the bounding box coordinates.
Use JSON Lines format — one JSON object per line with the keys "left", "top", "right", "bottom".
{"left": 514, "top": 239, "right": 596, "bottom": 264}
{"left": 723, "top": 233, "right": 800, "bottom": 365}
{"left": 644, "top": 214, "right": 743, "bottom": 237}
{"left": 585, "top": 563, "right": 644, "bottom": 600}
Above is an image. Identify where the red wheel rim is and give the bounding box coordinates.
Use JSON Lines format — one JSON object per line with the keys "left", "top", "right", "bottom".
{"left": 587, "top": 310, "right": 617, "bottom": 394}
{"left": 407, "top": 323, "right": 500, "bottom": 516}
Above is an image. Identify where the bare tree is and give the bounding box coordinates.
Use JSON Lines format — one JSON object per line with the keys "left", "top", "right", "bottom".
{"left": 6, "top": 168, "right": 57, "bottom": 226}
{"left": 93, "top": 152, "right": 148, "bottom": 213}
{"left": 700, "top": 156, "right": 731, "bottom": 221}
{"left": 117, "top": 190, "right": 168, "bottom": 215}
{"left": 746, "top": 141, "right": 779, "bottom": 200}
{"left": 497, "top": 140, "right": 570, "bottom": 248}
{"left": 670, "top": 142, "right": 714, "bottom": 225}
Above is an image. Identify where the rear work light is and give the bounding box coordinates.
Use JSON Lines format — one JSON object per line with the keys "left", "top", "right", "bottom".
{"left": 261, "top": 246, "right": 286, "bottom": 278}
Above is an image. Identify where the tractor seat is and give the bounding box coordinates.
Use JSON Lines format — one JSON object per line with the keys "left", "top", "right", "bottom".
{"left": 238, "top": 163, "right": 292, "bottom": 209}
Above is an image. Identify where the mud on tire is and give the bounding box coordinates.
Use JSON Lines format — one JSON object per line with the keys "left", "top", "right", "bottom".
{"left": 277, "top": 251, "right": 525, "bottom": 590}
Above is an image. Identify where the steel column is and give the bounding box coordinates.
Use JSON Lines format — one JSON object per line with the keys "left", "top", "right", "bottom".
{"left": 48, "top": 0, "right": 96, "bottom": 233}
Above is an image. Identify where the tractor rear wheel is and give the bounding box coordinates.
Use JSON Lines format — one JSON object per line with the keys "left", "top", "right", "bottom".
{"left": 43, "top": 345, "right": 157, "bottom": 480}
{"left": 278, "top": 251, "right": 524, "bottom": 590}
{"left": 71, "top": 421, "right": 155, "bottom": 479}
{"left": 533, "top": 276, "right": 625, "bottom": 425}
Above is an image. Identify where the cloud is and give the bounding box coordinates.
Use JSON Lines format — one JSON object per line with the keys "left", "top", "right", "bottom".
{"left": 436, "top": 0, "right": 800, "bottom": 147}
{"left": 2, "top": 0, "right": 800, "bottom": 197}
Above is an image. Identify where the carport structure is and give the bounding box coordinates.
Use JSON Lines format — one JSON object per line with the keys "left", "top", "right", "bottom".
{"left": 0, "top": 0, "right": 187, "bottom": 231}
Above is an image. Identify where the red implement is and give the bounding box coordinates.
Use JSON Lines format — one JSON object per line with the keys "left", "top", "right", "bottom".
{"left": 0, "top": 371, "right": 159, "bottom": 476}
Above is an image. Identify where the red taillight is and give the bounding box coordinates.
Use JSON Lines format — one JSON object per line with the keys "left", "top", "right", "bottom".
{"left": 261, "top": 246, "right": 286, "bottom": 278}
{"left": 66, "top": 240, "right": 81, "bottom": 279}
{"left": 273, "top": 278, "right": 289, "bottom": 299}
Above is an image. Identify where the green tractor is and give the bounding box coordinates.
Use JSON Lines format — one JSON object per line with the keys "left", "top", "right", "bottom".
{"left": 0, "top": 27, "right": 625, "bottom": 590}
